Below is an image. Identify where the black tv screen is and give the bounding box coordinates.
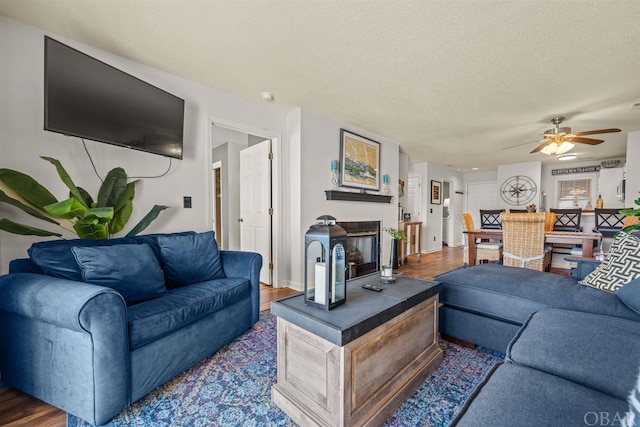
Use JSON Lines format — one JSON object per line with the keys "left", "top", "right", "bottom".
{"left": 44, "top": 36, "right": 184, "bottom": 159}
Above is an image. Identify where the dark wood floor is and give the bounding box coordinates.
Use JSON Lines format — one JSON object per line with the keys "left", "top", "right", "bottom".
{"left": 0, "top": 246, "right": 568, "bottom": 426}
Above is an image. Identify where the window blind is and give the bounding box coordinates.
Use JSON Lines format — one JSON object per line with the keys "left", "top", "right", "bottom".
{"left": 557, "top": 178, "right": 592, "bottom": 209}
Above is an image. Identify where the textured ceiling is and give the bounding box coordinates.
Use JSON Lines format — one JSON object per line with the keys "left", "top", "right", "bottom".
{"left": 1, "top": 0, "right": 639, "bottom": 171}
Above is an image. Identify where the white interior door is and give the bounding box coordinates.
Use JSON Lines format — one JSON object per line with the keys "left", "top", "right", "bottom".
{"left": 466, "top": 182, "right": 498, "bottom": 228}
{"left": 240, "top": 140, "right": 271, "bottom": 284}
{"left": 407, "top": 174, "right": 422, "bottom": 222}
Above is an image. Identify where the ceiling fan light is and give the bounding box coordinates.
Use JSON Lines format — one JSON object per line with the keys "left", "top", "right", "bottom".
{"left": 541, "top": 143, "right": 558, "bottom": 155}
{"left": 556, "top": 141, "right": 575, "bottom": 155}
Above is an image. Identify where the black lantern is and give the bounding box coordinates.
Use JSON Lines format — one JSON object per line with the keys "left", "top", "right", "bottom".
{"left": 304, "top": 215, "right": 347, "bottom": 310}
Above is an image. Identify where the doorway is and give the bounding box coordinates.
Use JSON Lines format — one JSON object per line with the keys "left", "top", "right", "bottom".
{"left": 211, "top": 161, "right": 222, "bottom": 247}
{"left": 442, "top": 181, "right": 451, "bottom": 245}
{"left": 209, "top": 118, "right": 281, "bottom": 286}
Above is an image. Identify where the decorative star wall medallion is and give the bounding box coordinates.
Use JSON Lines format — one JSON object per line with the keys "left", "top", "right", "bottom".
{"left": 500, "top": 175, "right": 537, "bottom": 206}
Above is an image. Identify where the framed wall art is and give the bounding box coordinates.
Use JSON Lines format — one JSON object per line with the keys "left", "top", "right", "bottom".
{"left": 339, "top": 129, "right": 380, "bottom": 191}
{"left": 431, "top": 180, "right": 442, "bottom": 205}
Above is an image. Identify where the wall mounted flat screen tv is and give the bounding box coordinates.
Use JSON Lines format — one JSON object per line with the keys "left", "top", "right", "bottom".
{"left": 44, "top": 36, "right": 184, "bottom": 159}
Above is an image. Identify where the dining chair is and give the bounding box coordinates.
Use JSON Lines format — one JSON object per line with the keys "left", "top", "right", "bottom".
{"left": 544, "top": 212, "right": 556, "bottom": 232}
{"left": 462, "top": 213, "right": 502, "bottom": 266}
{"left": 593, "top": 208, "right": 627, "bottom": 237}
{"left": 549, "top": 208, "right": 582, "bottom": 232}
{"left": 479, "top": 209, "right": 505, "bottom": 229}
{"left": 509, "top": 209, "right": 528, "bottom": 213}
{"left": 500, "top": 212, "right": 552, "bottom": 272}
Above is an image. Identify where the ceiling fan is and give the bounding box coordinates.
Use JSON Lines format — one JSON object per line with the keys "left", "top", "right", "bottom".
{"left": 530, "top": 116, "right": 621, "bottom": 155}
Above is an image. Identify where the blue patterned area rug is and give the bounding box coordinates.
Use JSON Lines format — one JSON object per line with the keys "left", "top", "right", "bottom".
{"left": 68, "top": 311, "right": 503, "bottom": 427}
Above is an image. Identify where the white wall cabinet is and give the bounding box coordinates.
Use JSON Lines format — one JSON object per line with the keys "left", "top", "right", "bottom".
{"left": 625, "top": 132, "right": 640, "bottom": 205}
{"left": 598, "top": 167, "right": 625, "bottom": 209}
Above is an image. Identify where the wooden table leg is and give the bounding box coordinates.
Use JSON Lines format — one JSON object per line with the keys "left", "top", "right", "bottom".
{"left": 467, "top": 234, "right": 476, "bottom": 266}
{"left": 582, "top": 239, "right": 594, "bottom": 258}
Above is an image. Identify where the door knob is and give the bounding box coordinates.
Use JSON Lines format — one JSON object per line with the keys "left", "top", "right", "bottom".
{"left": 238, "top": 218, "right": 244, "bottom": 222}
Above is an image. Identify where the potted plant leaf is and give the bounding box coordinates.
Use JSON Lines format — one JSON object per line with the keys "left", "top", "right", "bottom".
{"left": 383, "top": 226, "right": 409, "bottom": 269}
{"left": 0, "top": 157, "right": 167, "bottom": 239}
{"left": 621, "top": 197, "right": 640, "bottom": 234}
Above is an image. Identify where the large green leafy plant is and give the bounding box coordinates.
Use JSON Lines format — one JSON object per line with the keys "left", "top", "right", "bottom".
{"left": 0, "top": 157, "right": 167, "bottom": 239}
{"left": 621, "top": 198, "right": 640, "bottom": 234}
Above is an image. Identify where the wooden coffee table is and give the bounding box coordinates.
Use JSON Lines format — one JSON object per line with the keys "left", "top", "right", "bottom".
{"left": 271, "top": 275, "right": 443, "bottom": 427}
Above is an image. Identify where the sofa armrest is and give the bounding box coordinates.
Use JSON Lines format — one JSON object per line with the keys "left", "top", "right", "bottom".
{"left": 0, "top": 273, "right": 130, "bottom": 425}
{"left": 8, "top": 258, "right": 42, "bottom": 274}
{"left": 0, "top": 273, "right": 125, "bottom": 330}
{"left": 220, "top": 251, "right": 262, "bottom": 323}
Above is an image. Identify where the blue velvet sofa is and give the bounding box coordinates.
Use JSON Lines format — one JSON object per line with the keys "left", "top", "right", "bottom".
{"left": 438, "top": 234, "right": 640, "bottom": 426}
{"left": 0, "top": 231, "right": 262, "bottom": 426}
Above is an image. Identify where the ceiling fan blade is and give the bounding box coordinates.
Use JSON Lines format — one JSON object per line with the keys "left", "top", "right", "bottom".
{"left": 530, "top": 141, "right": 550, "bottom": 153}
{"left": 574, "top": 128, "right": 621, "bottom": 136}
{"left": 567, "top": 136, "right": 604, "bottom": 145}
{"left": 502, "top": 140, "right": 540, "bottom": 150}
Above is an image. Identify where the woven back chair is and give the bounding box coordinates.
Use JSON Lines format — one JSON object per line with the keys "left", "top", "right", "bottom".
{"left": 500, "top": 213, "right": 552, "bottom": 272}
{"left": 462, "top": 213, "right": 502, "bottom": 266}
{"left": 462, "top": 213, "right": 474, "bottom": 232}
{"left": 544, "top": 212, "right": 556, "bottom": 232}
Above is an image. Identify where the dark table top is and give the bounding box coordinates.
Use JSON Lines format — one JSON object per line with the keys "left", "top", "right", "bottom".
{"left": 271, "top": 274, "right": 439, "bottom": 346}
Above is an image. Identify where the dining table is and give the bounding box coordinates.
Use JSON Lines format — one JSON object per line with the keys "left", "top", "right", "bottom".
{"left": 464, "top": 229, "right": 603, "bottom": 267}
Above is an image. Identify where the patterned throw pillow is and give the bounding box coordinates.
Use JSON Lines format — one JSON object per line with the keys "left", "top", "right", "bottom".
{"left": 580, "top": 232, "right": 640, "bottom": 293}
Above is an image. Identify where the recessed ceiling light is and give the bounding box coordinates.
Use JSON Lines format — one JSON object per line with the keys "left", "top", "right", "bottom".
{"left": 558, "top": 154, "right": 577, "bottom": 161}
{"left": 472, "top": 167, "right": 479, "bottom": 171}
{"left": 260, "top": 91, "right": 274, "bottom": 101}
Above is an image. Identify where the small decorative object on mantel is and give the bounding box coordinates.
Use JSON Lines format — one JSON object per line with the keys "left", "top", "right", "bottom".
{"left": 304, "top": 215, "right": 347, "bottom": 310}
{"left": 382, "top": 174, "right": 390, "bottom": 194}
{"left": 526, "top": 204, "right": 536, "bottom": 213}
{"left": 330, "top": 160, "right": 339, "bottom": 190}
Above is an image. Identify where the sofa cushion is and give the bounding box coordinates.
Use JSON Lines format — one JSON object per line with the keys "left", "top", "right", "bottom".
{"left": 453, "top": 363, "right": 628, "bottom": 427}
{"left": 507, "top": 309, "right": 640, "bottom": 401}
{"left": 158, "top": 231, "right": 225, "bottom": 288}
{"left": 28, "top": 236, "right": 137, "bottom": 281}
{"left": 437, "top": 264, "right": 640, "bottom": 324}
{"left": 72, "top": 244, "right": 167, "bottom": 305}
{"left": 580, "top": 232, "right": 640, "bottom": 293}
{"left": 126, "top": 277, "right": 249, "bottom": 349}
{"left": 617, "top": 277, "right": 640, "bottom": 316}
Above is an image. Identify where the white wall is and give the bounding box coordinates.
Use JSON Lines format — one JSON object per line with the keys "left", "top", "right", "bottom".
{"left": 408, "top": 161, "right": 464, "bottom": 253}
{"left": 1, "top": 18, "right": 406, "bottom": 289}
{"left": 286, "top": 108, "right": 400, "bottom": 289}
{"left": 626, "top": 131, "right": 640, "bottom": 204}
{"left": 496, "top": 161, "right": 542, "bottom": 211}
{"left": 0, "top": 17, "right": 287, "bottom": 273}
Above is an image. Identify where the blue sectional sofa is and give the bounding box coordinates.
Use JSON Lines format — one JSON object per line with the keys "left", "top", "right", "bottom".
{"left": 438, "top": 263, "right": 640, "bottom": 353}
{"left": 438, "top": 247, "right": 640, "bottom": 426}
{"left": 0, "top": 231, "right": 262, "bottom": 426}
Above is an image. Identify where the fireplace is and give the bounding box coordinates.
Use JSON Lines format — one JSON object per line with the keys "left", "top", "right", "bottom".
{"left": 337, "top": 221, "right": 380, "bottom": 278}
